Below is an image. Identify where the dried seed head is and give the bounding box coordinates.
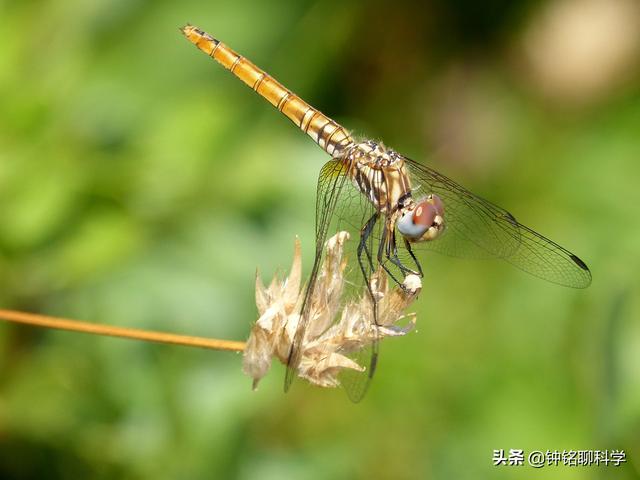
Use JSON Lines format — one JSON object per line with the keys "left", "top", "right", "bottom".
{"left": 243, "top": 232, "right": 422, "bottom": 390}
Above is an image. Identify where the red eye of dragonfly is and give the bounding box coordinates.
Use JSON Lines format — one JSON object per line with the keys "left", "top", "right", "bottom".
{"left": 397, "top": 194, "right": 445, "bottom": 242}
{"left": 414, "top": 202, "right": 437, "bottom": 227}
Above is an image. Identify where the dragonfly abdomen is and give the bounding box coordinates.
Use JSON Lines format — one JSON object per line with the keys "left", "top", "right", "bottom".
{"left": 182, "top": 25, "right": 353, "bottom": 156}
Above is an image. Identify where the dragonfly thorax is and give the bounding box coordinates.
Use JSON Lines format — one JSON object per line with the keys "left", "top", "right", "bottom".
{"left": 345, "top": 140, "right": 411, "bottom": 214}
{"left": 397, "top": 194, "right": 446, "bottom": 243}
{"left": 349, "top": 140, "right": 401, "bottom": 166}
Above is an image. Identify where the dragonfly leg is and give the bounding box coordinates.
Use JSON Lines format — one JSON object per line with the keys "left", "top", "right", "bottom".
{"left": 403, "top": 237, "right": 423, "bottom": 277}
{"left": 358, "top": 212, "right": 379, "bottom": 295}
{"left": 358, "top": 213, "right": 384, "bottom": 334}
{"left": 375, "top": 222, "right": 406, "bottom": 287}
{"left": 359, "top": 212, "right": 378, "bottom": 273}
{"left": 392, "top": 228, "right": 420, "bottom": 276}
{"left": 382, "top": 227, "right": 419, "bottom": 277}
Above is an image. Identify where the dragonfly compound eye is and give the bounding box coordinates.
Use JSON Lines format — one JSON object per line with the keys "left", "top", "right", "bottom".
{"left": 397, "top": 197, "right": 445, "bottom": 242}
{"left": 414, "top": 202, "right": 437, "bottom": 228}
{"left": 428, "top": 193, "right": 445, "bottom": 217}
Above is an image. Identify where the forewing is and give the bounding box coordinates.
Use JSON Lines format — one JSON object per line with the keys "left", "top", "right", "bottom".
{"left": 404, "top": 157, "right": 592, "bottom": 288}
{"left": 285, "top": 158, "right": 380, "bottom": 402}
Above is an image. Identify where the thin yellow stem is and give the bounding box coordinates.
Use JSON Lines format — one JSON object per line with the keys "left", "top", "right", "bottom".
{"left": 0, "top": 309, "right": 246, "bottom": 352}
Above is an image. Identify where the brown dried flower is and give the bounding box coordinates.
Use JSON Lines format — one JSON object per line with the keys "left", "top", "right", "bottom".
{"left": 243, "top": 232, "right": 422, "bottom": 390}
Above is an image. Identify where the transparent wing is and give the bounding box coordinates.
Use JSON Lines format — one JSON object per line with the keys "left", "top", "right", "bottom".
{"left": 403, "top": 157, "right": 592, "bottom": 288}
{"left": 285, "top": 159, "right": 380, "bottom": 402}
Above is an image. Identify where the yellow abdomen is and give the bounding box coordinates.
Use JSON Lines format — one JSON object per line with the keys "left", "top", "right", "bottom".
{"left": 181, "top": 25, "right": 353, "bottom": 157}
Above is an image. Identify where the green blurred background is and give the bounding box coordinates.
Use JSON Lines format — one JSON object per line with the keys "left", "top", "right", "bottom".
{"left": 1, "top": 0, "right": 639, "bottom": 478}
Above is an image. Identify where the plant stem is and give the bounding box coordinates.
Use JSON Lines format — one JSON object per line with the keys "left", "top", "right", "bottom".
{"left": 0, "top": 309, "right": 246, "bottom": 352}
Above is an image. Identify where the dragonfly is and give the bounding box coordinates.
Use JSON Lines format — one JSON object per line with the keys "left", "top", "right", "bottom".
{"left": 181, "top": 25, "right": 592, "bottom": 401}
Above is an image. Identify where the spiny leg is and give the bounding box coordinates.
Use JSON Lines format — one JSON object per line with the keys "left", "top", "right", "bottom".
{"left": 358, "top": 212, "right": 379, "bottom": 297}
{"left": 357, "top": 215, "right": 381, "bottom": 380}
{"left": 375, "top": 221, "right": 405, "bottom": 288}
{"left": 384, "top": 228, "right": 419, "bottom": 276}
{"left": 403, "top": 237, "right": 423, "bottom": 277}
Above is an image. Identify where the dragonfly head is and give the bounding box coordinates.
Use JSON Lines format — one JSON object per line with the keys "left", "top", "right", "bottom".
{"left": 397, "top": 194, "right": 445, "bottom": 242}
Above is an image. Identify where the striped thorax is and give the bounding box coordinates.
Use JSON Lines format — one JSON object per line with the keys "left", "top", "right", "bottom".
{"left": 343, "top": 140, "right": 412, "bottom": 215}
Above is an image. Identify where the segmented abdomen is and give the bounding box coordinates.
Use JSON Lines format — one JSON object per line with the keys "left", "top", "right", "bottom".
{"left": 182, "top": 25, "right": 353, "bottom": 157}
